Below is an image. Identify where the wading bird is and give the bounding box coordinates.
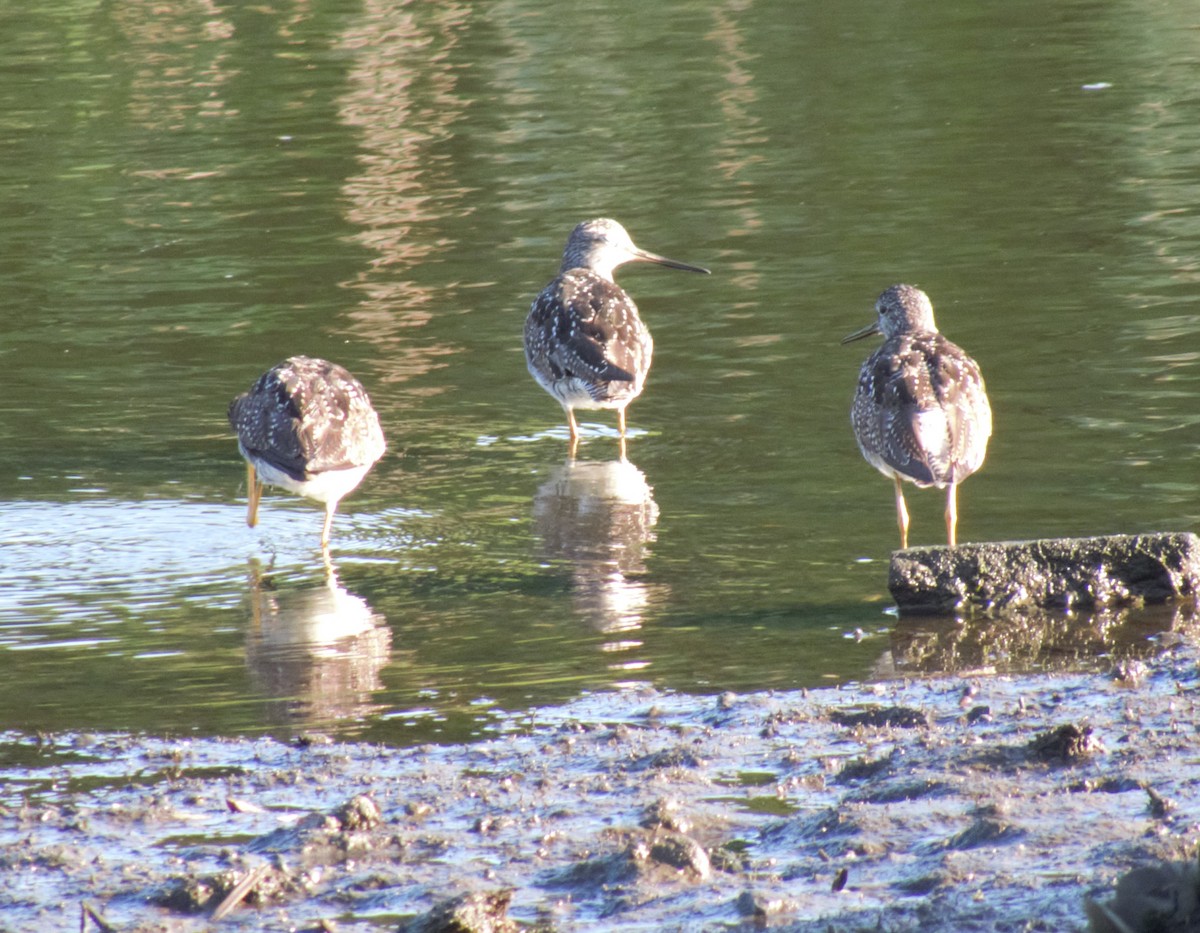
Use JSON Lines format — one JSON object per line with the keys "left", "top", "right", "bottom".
{"left": 843, "top": 284, "right": 991, "bottom": 548}
{"left": 229, "top": 356, "right": 385, "bottom": 550}
{"left": 524, "top": 218, "right": 709, "bottom": 451}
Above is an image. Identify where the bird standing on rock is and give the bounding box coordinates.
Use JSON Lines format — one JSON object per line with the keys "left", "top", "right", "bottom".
{"left": 524, "top": 218, "right": 710, "bottom": 452}
{"left": 229, "top": 356, "right": 386, "bottom": 551}
{"left": 843, "top": 284, "right": 992, "bottom": 549}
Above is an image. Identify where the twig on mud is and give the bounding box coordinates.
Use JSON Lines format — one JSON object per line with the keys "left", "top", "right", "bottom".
{"left": 81, "top": 901, "right": 117, "bottom": 932}
{"left": 211, "top": 863, "right": 271, "bottom": 922}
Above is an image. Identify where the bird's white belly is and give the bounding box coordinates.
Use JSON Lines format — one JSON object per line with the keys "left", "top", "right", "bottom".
{"left": 246, "top": 452, "right": 372, "bottom": 505}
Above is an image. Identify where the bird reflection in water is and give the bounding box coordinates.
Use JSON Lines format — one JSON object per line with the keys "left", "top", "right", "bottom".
{"left": 245, "top": 559, "right": 392, "bottom": 730}
{"left": 532, "top": 457, "right": 663, "bottom": 669}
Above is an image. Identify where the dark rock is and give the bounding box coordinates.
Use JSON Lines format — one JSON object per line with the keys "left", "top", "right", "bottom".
{"left": 335, "top": 795, "right": 381, "bottom": 831}
{"left": 1030, "top": 724, "right": 1099, "bottom": 763}
{"left": 889, "top": 533, "right": 1200, "bottom": 616}
{"left": 964, "top": 705, "right": 992, "bottom": 723}
{"left": 401, "top": 890, "right": 519, "bottom": 933}
{"left": 640, "top": 830, "right": 711, "bottom": 880}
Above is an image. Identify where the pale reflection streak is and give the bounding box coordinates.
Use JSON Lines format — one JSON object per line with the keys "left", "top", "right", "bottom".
{"left": 706, "top": 0, "right": 766, "bottom": 257}
{"left": 109, "top": 0, "right": 237, "bottom": 134}
{"left": 245, "top": 560, "right": 392, "bottom": 729}
{"left": 336, "top": 1, "right": 473, "bottom": 388}
{"left": 532, "top": 459, "right": 663, "bottom": 668}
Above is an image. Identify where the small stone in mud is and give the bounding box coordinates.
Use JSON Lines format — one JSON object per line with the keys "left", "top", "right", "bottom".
{"left": 335, "top": 795, "right": 382, "bottom": 831}
{"left": 155, "top": 874, "right": 227, "bottom": 914}
{"left": 1031, "top": 723, "right": 1100, "bottom": 763}
{"left": 405, "top": 801, "right": 433, "bottom": 820}
{"left": 734, "top": 889, "right": 799, "bottom": 919}
{"left": 1072, "top": 776, "right": 1141, "bottom": 794}
{"left": 631, "top": 747, "right": 704, "bottom": 771}
{"left": 835, "top": 753, "right": 893, "bottom": 783}
{"left": 549, "top": 828, "right": 711, "bottom": 891}
{"left": 710, "top": 842, "right": 751, "bottom": 873}
{"left": 638, "top": 829, "right": 711, "bottom": 881}
{"left": 473, "top": 815, "right": 516, "bottom": 834}
{"left": 401, "top": 889, "right": 519, "bottom": 933}
{"left": 640, "top": 797, "right": 692, "bottom": 834}
{"left": 829, "top": 706, "right": 930, "bottom": 729}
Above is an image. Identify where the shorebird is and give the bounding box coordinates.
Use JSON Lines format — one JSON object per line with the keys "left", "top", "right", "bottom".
{"left": 229, "top": 356, "right": 386, "bottom": 550}
{"left": 843, "top": 284, "right": 992, "bottom": 548}
{"left": 524, "top": 218, "right": 709, "bottom": 448}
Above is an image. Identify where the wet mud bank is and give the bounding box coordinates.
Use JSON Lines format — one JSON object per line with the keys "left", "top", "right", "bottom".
{"left": 5, "top": 642, "right": 1200, "bottom": 932}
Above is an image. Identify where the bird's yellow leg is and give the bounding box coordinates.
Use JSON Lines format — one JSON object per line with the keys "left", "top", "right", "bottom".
{"left": 566, "top": 408, "right": 579, "bottom": 442}
{"left": 894, "top": 475, "right": 910, "bottom": 549}
{"left": 945, "top": 482, "right": 959, "bottom": 547}
{"left": 320, "top": 504, "right": 336, "bottom": 552}
{"left": 246, "top": 463, "right": 262, "bottom": 528}
{"left": 617, "top": 407, "right": 627, "bottom": 438}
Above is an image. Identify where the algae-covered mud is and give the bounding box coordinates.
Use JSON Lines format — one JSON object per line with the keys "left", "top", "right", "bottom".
{"left": 4, "top": 640, "right": 1200, "bottom": 932}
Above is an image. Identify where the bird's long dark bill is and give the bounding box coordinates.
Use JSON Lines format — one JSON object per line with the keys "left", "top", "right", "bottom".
{"left": 633, "top": 248, "right": 711, "bottom": 275}
{"left": 841, "top": 320, "right": 881, "bottom": 344}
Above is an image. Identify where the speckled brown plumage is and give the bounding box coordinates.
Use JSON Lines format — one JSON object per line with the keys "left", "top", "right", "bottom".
{"left": 524, "top": 218, "right": 709, "bottom": 447}
{"left": 844, "top": 284, "right": 991, "bottom": 548}
{"left": 525, "top": 268, "right": 651, "bottom": 407}
{"left": 229, "top": 356, "right": 385, "bottom": 549}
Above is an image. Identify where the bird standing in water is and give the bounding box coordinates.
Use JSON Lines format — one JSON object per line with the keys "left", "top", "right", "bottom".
{"left": 843, "top": 284, "right": 992, "bottom": 548}
{"left": 524, "top": 218, "right": 710, "bottom": 451}
{"left": 229, "top": 356, "right": 386, "bottom": 551}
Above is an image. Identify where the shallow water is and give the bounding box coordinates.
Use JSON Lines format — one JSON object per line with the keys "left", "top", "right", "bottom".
{"left": 1, "top": 0, "right": 1199, "bottom": 742}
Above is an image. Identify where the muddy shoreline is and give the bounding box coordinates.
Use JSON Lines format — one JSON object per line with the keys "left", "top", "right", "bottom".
{"left": 4, "top": 639, "right": 1200, "bottom": 932}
